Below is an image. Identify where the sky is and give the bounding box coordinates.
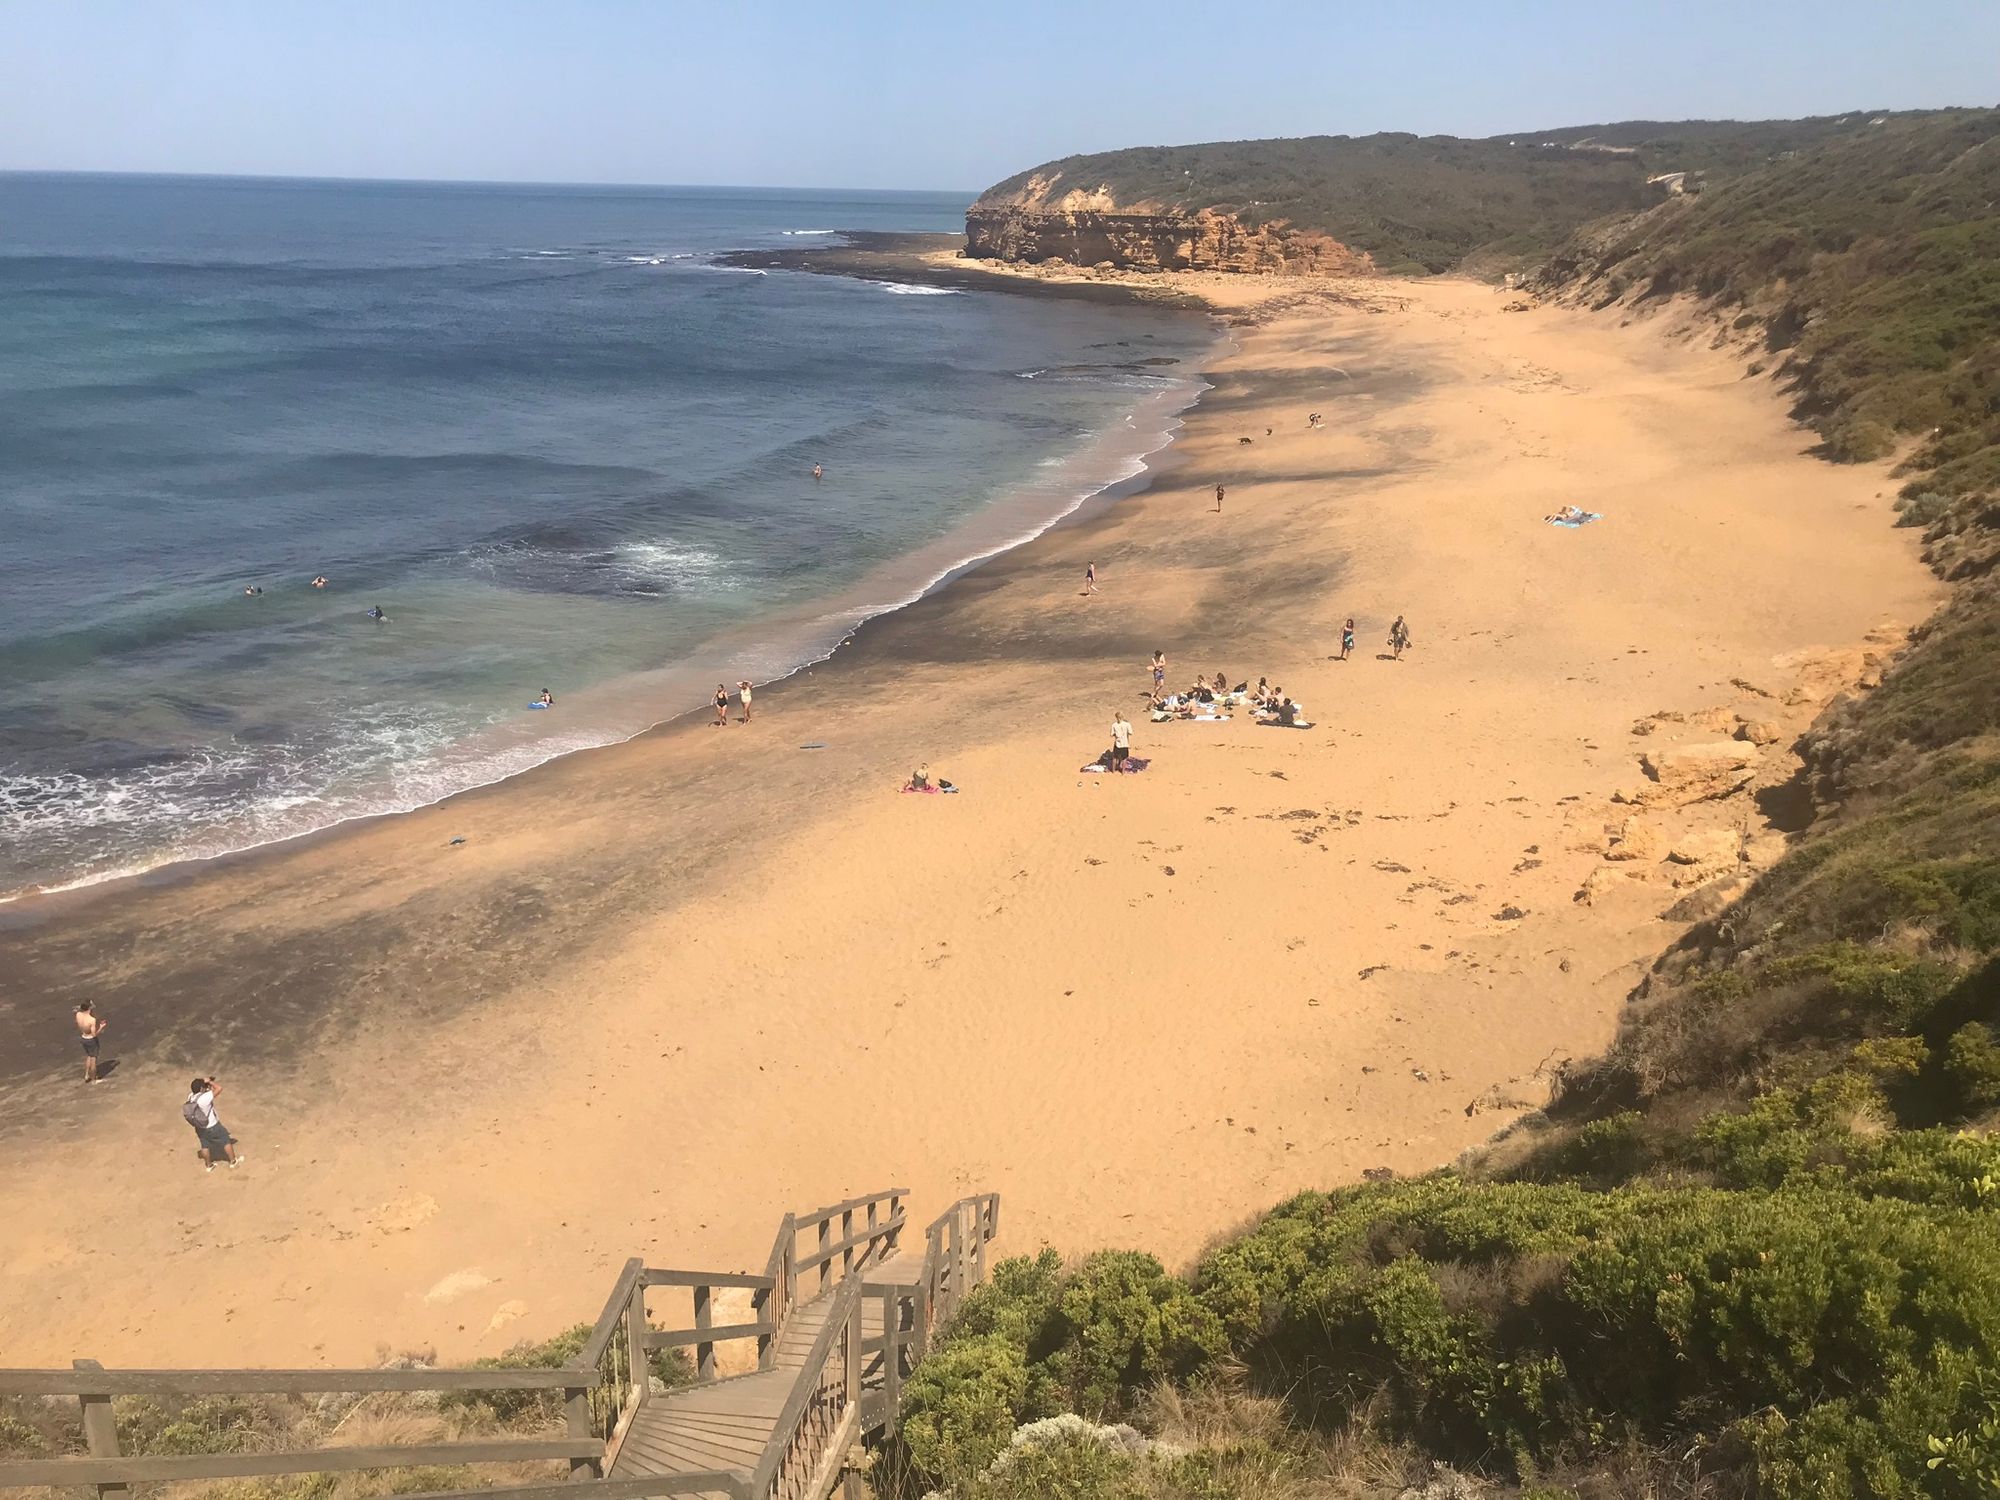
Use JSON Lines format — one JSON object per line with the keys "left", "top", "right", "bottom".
{"left": 2, "top": 0, "right": 1995, "bottom": 192}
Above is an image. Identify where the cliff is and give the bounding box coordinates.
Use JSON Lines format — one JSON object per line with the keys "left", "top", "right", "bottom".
{"left": 963, "top": 203, "right": 1375, "bottom": 276}
{"left": 966, "top": 116, "right": 1920, "bottom": 275}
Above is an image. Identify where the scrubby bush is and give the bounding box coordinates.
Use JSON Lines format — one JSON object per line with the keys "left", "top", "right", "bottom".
{"left": 1039, "top": 1252, "right": 1225, "bottom": 1418}
{"left": 1946, "top": 1022, "right": 2000, "bottom": 1112}
{"left": 896, "top": 1333, "right": 1029, "bottom": 1492}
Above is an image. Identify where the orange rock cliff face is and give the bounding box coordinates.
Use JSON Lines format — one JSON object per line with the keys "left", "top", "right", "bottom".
{"left": 964, "top": 176, "right": 1375, "bottom": 276}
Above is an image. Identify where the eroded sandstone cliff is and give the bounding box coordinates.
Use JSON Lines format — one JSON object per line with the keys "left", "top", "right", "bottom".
{"left": 966, "top": 199, "right": 1374, "bottom": 277}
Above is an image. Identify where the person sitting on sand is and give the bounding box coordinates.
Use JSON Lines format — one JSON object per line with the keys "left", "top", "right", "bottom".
{"left": 1253, "top": 676, "right": 1271, "bottom": 703}
{"left": 538, "top": 689, "right": 554, "bottom": 706}
{"left": 908, "top": 763, "right": 931, "bottom": 791}
{"left": 1276, "top": 696, "right": 1300, "bottom": 726}
{"left": 1212, "top": 672, "right": 1228, "bottom": 693}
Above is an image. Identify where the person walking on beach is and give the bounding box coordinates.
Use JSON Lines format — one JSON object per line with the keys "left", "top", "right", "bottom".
{"left": 75, "top": 1002, "right": 106, "bottom": 1084}
{"left": 1084, "top": 561, "right": 1098, "bottom": 595}
{"left": 1151, "top": 651, "right": 1167, "bottom": 693}
{"left": 737, "top": 680, "right": 753, "bottom": 723}
{"left": 1110, "top": 711, "right": 1133, "bottom": 773}
{"left": 1339, "top": 618, "right": 1356, "bottom": 661}
{"left": 714, "top": 684, "right": 731, "bottom": 726}
{"left": 1389, "top": 615, "right": 1412, "bottom": 659}
{"left": 1214, "top": 483, "right": 1225, "bottom": 514}
{"left": 182, "top": 1077, "right": 240, "bottom": 1171}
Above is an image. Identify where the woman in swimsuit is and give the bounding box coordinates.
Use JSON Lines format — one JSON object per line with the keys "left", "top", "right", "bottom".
{"left": 1340, "top": 619, "right": 1355, "bottom": 660}
{"left": 1151, "top": 651, "right": 1166, "bottom": 691}
{"left": 538, "top": 690, "right": 554, "bottom": 706}
{"left": 714, "top": 684, "right": 730, "bottom": 726}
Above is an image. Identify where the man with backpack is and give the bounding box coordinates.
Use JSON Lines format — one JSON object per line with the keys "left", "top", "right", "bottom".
{"left": 183, "top": 1077, "right": 241, "bottom": 1171}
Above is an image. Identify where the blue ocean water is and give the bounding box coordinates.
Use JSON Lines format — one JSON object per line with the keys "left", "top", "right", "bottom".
{"left": 0, "top": 175, "right": 1211, "bottom": 896}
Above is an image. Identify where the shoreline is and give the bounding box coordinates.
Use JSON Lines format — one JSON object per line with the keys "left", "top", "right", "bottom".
{"left": 0, "top": 246, "right": 1219, "bottom": 919}
{"left": 0, "top": 252, "right": 1938, "bottom": 1365}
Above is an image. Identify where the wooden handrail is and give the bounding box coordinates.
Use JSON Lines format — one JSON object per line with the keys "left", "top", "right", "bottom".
{"left": 746, "top": 1277, "right": 861, "bottom": 1499}
{"left": 0, "top": 1367, "right": 587, "bottom": 1396}
{"left": 574, "top": 1258, "right": 646, "bottom": 1370}
{"left": 641, "top": 1268, "right": 776, "bottom": 1291}
{"left": 0, "top": 1438, "right": 598, "bottom": 1488}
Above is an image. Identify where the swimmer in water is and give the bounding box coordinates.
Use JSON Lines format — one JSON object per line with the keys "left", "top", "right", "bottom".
{"left": 366, "top": 606, "right": 387, "bottom": 622}
{"left": 243, "top": 586, "right": 263, "bottom": 596}
{"left": 811, "top": 462, "right": 824, "bottom": 481}
{"left": 538, "top": 689, "right": 554, "bottom": 706}
{"left": 310, "top": 576, "right": 328, "bottom": 589}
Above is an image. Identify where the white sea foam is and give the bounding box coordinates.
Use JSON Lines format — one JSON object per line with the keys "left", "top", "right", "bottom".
{"left": 781, "top": 229, "right": 838, "bottom": 236}
{"left": 609, "top": 540, "right": 735, "bottom": 590}
{"left": 865, "top": 280, "right": 962, "bottom": 296}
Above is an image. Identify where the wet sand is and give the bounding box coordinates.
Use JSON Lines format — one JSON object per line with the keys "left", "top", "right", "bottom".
{"left": 0, "top": 259, "right": 1936, "bottom": 1366}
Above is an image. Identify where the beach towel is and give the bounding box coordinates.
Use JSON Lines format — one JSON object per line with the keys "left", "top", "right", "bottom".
{"left": 1080, "top": 757, "right": 1149, "bottom": 773}
{"left": 1545, "top": 510, "right": 1603, "bottom": 528}
{"left": 1256, "top": 718, "right": 1316, "bottom": 730}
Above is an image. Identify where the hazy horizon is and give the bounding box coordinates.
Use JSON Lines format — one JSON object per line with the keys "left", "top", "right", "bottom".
{"left": 2, "top": 0, "right": 1995, "bottom": 191}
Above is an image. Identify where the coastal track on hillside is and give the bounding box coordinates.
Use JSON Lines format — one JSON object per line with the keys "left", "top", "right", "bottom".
{"left": 0, "top": 1190, "right": 1000, "bottom": 1500}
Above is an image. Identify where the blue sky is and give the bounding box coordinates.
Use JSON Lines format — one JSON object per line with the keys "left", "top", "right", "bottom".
{"left": 2, "top": 0, "right": 1994, "bottom": 191}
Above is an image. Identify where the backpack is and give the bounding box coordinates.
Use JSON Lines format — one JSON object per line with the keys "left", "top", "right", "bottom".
{"left": 182, "top": 1095, "right": 206, "bottom": 1129}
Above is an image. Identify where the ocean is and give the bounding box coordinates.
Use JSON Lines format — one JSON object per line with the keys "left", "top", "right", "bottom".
{"left": 0, "top": 174, "right": 1212, "bottom": 899}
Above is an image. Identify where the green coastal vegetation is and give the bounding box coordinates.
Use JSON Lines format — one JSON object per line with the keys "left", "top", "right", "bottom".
{"left": 971, "top": 109, "right": 1975, "bottom": 275}
{"left": 912, "top": 109, "right": 2000, "bottom": 1498}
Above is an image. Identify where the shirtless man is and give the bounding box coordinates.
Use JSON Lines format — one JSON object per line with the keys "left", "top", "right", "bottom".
{"left": 75, "top": 1002, "right": 106, "bottom": 1084}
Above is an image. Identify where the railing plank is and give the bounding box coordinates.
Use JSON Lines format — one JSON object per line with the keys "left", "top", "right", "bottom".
{"left": 641, "top": 1269, "right": 775, "bottom": 1292}
{"left": 0, "top": 1438, "right": 597, "bottom": 1487}
{"left": 0, "top": 1367, "right": 587, "bottom": 1397}
{"left": 388, "top": 1476, "right": 750, "bottom": 1500}
{"left": 648, "top": 1322, "right": 771, "bottom": 1351}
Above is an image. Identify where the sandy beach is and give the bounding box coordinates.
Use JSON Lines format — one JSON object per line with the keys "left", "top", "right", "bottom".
{"left": 0, "top": 261, "right": 1937, "bottom": 1367}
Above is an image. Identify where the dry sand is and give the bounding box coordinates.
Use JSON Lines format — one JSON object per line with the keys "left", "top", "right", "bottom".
{"left": 0, "top": 266, "right": 1937, "bottom": 1367}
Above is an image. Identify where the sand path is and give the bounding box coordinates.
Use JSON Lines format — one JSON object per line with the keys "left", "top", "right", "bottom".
{"left": 0, "top": 274, "right": 1935, "bottom": 1366}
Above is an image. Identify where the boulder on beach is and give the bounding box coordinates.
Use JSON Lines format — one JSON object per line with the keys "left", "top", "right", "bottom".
{"left": 1638, "top": 742, "right": 1757, "bottom": 805}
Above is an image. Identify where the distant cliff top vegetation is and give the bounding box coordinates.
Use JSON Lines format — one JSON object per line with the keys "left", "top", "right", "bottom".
{"left": 972, "top": 111, "right": 1956, "bottom": 274}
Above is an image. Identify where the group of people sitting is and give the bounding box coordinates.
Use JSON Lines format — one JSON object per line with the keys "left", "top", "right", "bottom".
{"left": 1151, "top": 670, "right": 1247, "bottom": 720}
{"left": 1249, "top": 677, "right": 1308, "bottom": 727}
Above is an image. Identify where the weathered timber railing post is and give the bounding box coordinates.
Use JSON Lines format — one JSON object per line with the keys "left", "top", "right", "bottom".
{"left": 879, "top": 1284, "right": 903, "bottom": 1435}
{"left": 887, "top": 1193, "right": 903, "bottom": 1254}
{"left": 562, "top": 1369, "right": 597, "bottom": 1482}
{"left": 973, "top": 1200, "right": 988, "bottom": 1289}
{"left": 74, "top": 1360, "right": 128, "bottom": 1500}
{"left": 947, "top": 1208, "right": 966, "bottom": 1316}
{"left": 623, "top": 1270, "right": 651, "bottom": 1418}
{"left": 818, "top": 1213, "right": 832, "bottom": 1295}
{"left": 691, "top": 1282, "right": 717, "bottom": 1382}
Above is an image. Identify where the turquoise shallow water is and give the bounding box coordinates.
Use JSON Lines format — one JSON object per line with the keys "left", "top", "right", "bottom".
{"left": 0, "top": 175, "right": 1211, "bottom": 896}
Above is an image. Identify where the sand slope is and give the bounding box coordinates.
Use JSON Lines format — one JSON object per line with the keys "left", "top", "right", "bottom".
{"left": 0, "top": 272, "right": 1935, "bottom": 1366}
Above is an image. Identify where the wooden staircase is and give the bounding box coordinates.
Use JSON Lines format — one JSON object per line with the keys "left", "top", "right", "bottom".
{"left": 0, "top": 1189, "right": 1000, "bottom": 1500}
